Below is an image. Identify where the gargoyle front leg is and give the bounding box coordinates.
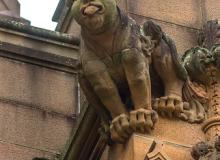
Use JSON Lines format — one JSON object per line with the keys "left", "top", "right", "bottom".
{"left": 84, "top": 60, "right": 132, "bottom": 142}
{"left": 152, "top": 40, "right": 185, "bottom": 118}
{"left": 121, "top": 48, "right": 157, "bottom": 133}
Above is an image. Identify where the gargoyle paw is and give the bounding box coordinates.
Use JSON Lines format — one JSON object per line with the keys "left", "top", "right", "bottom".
{"left": 179, "top": 100, "right": 206, "bottom": 123}
{"left": 153, "top": 96, "right": 183, "bottom": 118}
{"left": 130, "top": 108, "right": 158, "bottom": 133}
{"left": 110, "top": 113, "right": 132, "bottom": 143}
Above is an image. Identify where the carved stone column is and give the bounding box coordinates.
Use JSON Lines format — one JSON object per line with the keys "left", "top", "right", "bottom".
{"left": 199, "top": 20, "right": 220, "bottom": 144}
{"left": 202, "top": 66, "right": 220, "bottom": 143}
{"left": 191, "top": 20, "right": 220, "bottom": 159}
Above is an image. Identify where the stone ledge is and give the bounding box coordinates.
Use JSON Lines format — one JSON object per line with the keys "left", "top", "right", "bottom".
{"left": 0, "top": 17, "right": 80, "bottom": 45}
{"left": 105, "top": 134, "right": 193, "bottom": 160}
{"left": 0, "top": 27, "right": 79, "bottom": 73}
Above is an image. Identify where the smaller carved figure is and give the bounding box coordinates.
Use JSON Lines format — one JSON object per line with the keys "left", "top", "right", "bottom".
{"left": 191, "top": 137, "right": 220, "bottom": 160}
{"left": 182, "top": 47, "right": 213, "bottom": 85}
{"left": 191, "top": 142, "right": 210, "bottom": 160}
{"left": 180, "top": 47, "right": 213, "bottom": 123}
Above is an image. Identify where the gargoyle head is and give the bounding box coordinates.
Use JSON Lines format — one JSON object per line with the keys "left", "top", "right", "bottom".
{"left": 182, "top": 47, "right": 213, "bottom": 84}
{"left": 72, "top": 0, "right": 118, "bottom": 34}
{"left": 142, "top": 20, "right": 163, "bottom": 46}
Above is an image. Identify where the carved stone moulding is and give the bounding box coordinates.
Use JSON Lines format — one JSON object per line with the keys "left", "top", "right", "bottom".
{"left": 145, "top": 148, "right": 171, "bottom": 160}
{"left": 202, "top": 117, "right": 220, "bottom": 133}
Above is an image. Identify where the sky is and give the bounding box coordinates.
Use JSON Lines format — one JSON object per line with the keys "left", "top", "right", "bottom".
{"left": 18, "top": 0, "right": 59, "bottom": 30}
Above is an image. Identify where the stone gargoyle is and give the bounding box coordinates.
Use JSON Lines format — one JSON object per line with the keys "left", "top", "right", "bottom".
{"left": 71, "top": 0, "right": 205, "bottom": 143}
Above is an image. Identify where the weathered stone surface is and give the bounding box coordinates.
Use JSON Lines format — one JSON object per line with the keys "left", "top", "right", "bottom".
{"left": 131, "top": 14, "right": 199, "bottom": 54}
{"left": 204, "top": 0, "right": 220, "bottom": 21}
{"left": 128, "top": 0, "right": 202, "bottom": 28}
{"left": 0, "top": 101, "right": 74, "bottom": 152}
{"left": 151, "top": 117, "right": 205, "bottom": 145}
{"left": 103, "top": 134, "right": 193, "bottom": 160}
{"left": 0, "top": 28, "right": 79, "bottom": 60}
{"left": 0, "top": 142, "right": 54, "bottom": 160}
{"left": 107, "top": 135, "right": 155, "bottom": 160}
{"left": 117, "top": 0, "right": 127, "bottom": 12}
{"left": 162, "top": 142, "right": 191, "bottom": 160}
{"left": 0, "top": 56, "right": 77, "bottom": 115}
{"left": 66, "top": 19, "right": 81, "bottom": 38}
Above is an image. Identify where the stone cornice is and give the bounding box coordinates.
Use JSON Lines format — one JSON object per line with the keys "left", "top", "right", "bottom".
{"left": 0, "top": 26, "right": 79, "bottom": 73}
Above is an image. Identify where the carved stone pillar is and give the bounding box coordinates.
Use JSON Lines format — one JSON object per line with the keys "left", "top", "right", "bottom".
{"left": 202, "top": 66, "right": 220, "bottom": 143}
{"left": 191, "top": 20, "right": 220, "bottom": 159}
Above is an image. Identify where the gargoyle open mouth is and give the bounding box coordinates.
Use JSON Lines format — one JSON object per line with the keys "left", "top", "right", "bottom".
{"left": 81, "top": 2, "right": 105, "bottom": 16}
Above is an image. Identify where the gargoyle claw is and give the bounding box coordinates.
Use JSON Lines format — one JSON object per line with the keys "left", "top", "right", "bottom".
{"left": 179, "top": 100, "right": 206, "bottom": 123}
{"left": 153, "top": 96, "right": 206, "bottom": 123}
{"left": 153, "top": 96, "right": 183, "bottom": 118}
{"left": 110, "top": 113, "right": 132, "bottom": 143}
{"left": 130, "top": 108, "right": 158, "bottom": 133}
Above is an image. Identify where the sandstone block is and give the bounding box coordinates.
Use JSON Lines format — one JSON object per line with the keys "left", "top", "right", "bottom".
{"left": 0, "top": 142, "right": 54, "bottom": 160}
{"left": 0, "top": 57, "right": 77, "bottom": 115}
{"left": 131, "top": 14, "right": 199, "bottom": 54}
{"left": 0, "top": 102, "right": 74, "bottom": 152}
{"left": 204, "top": 0, "right": 220, "bottom": 21}
{"left": 128, "top": 0, "right": 202, "bottom": 28}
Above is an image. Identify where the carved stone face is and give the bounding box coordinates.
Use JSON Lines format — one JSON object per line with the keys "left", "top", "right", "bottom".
{"left": 183, "top": 47, "right": 212, "bottom": 74}
{"left": 72, "top": 0, "right": 118, "bottom": 34}
{"left": 182, "top": 47, "right": 213, "bottom": 84}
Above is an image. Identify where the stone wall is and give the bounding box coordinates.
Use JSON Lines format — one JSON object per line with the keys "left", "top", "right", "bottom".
{"left": 0, "top": 0, "right": 20, "bottom": 16}
{"left": 0, "top": 23, "right": 79, "bottom": 159}
{"left": 117, "top": 0, "right": 220, "bottom": 54}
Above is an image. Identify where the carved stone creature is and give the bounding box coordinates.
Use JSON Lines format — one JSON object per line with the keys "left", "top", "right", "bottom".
{"left": 191, "top": 137, "right": 220, "bottom": 160}
{"left": 143, "top": 22, "right": 208, "bottom": 123}
{"left": 180, "top": 47, "right": 213, "bottom": 123}
{"left": 143, "top": 21, "right": 189, "bottom": 119}
{"left": 191, "top": 142, "right": 210, "bottom": 160}
{"left": 72, "top": 0, "right": 189, "bottom": 143}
